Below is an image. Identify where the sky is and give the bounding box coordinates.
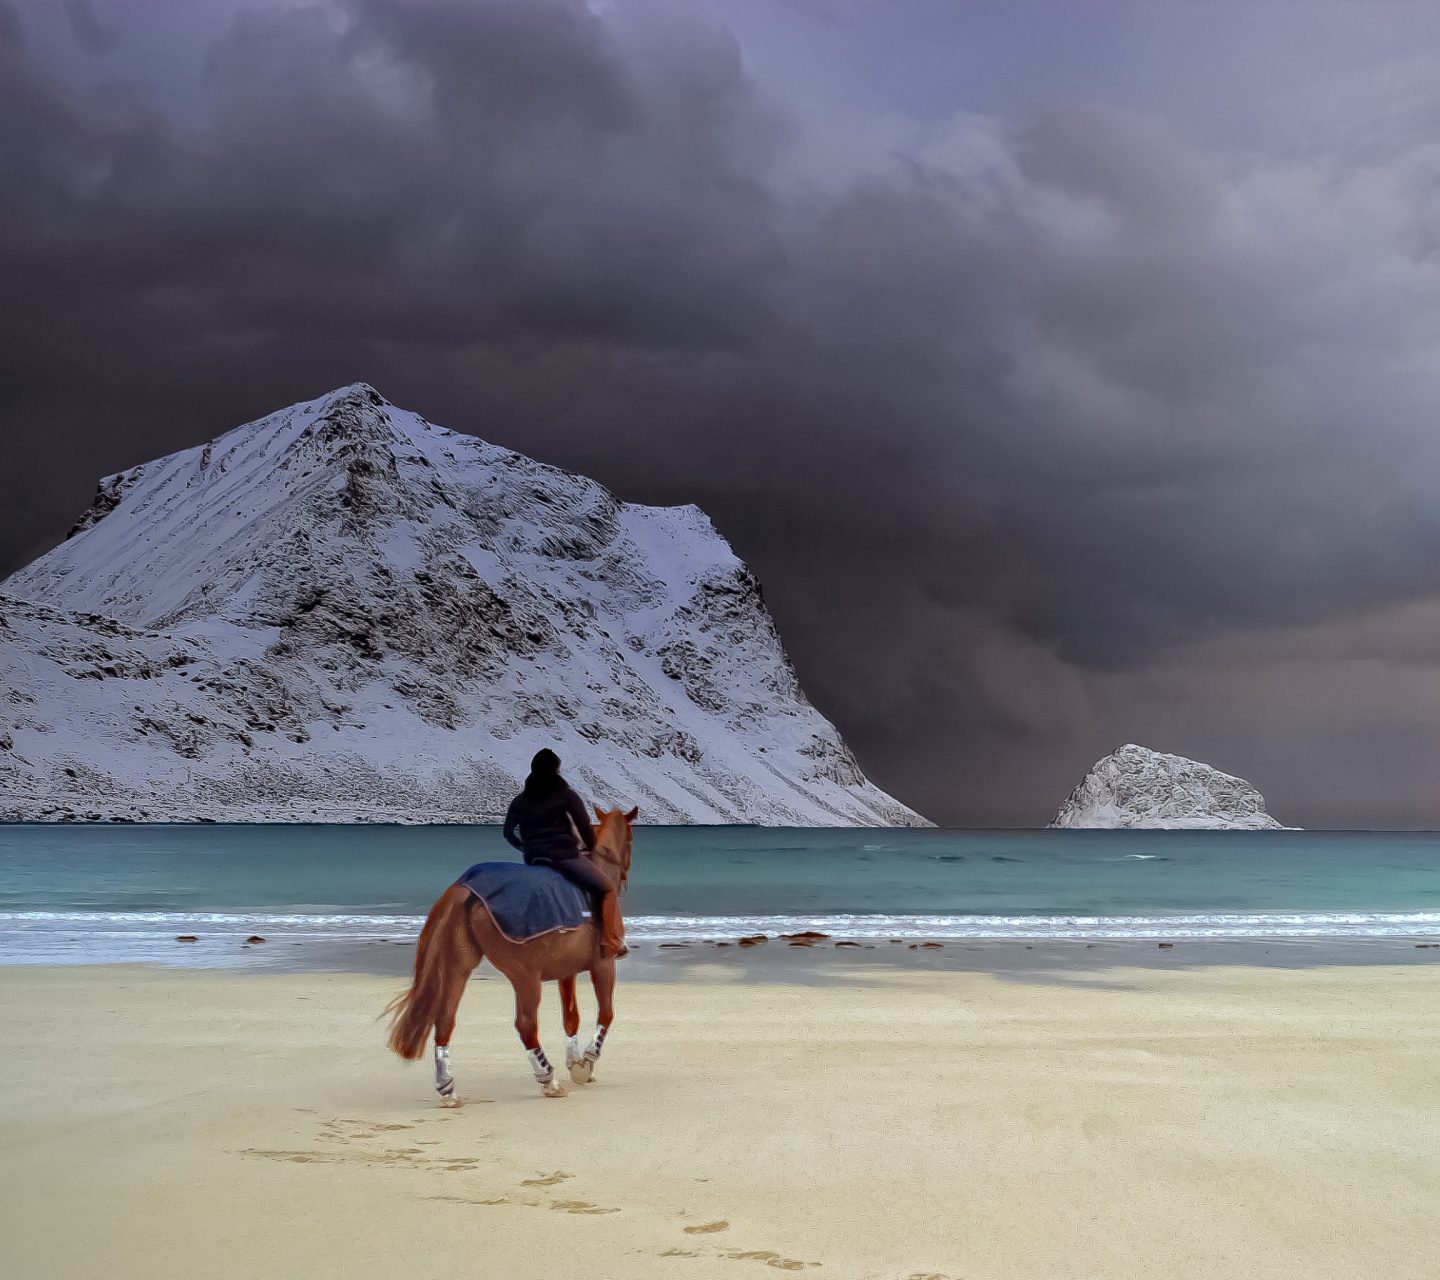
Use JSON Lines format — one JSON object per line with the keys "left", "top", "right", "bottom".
{"left": 9, "top": 1, "right": 1440, "bottom": 826}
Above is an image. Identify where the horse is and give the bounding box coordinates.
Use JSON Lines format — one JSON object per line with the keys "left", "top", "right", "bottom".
{"left": 385, "top": 805, "right": 637, "bottom": 1101}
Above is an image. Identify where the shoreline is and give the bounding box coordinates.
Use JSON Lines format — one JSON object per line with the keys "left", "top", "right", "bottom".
{"left": 4, "top": 960, "right": 1439, "bottom": 1278}
{"left": 5, "top": 930, "right": 1440, "bottom": 980}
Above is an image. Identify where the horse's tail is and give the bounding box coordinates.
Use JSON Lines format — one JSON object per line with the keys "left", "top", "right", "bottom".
{"left": 383, "top": 883, "right": 479, "bottom": 1060}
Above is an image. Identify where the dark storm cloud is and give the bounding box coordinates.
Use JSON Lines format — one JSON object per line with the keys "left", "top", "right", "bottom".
{"left": 62, "top": 1, "right": 118, "bottom": 55}
{"left": 8, "top": 0, "right": 1440, "bottom": 823}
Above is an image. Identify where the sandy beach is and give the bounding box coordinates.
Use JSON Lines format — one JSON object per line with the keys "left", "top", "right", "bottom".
{"left": 3, "top": 960, "right": 1438, "bottom": 1280}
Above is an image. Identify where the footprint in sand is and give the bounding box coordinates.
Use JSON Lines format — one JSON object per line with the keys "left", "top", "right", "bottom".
{"left": 721, "top": 1249, "right": 814, "bottom": 1270}
{"left": 549, "top": 1199, "right": 620, "bottom": 1215}
{"left": 521, "top": 1170, "right": 573, "bottom": 1186}
{"left": 242, "top": 1116, "right": 483, "bottom": 1170}
{"left": 664, "top": 1234, "right": 818, "bottom": 1270}
{"left": 318, "top": 1118, "right": 415, "bottom": 1143}
{"left": 427, "top": 1195, "right": 512, "bottom": 1206}
{"left": 242, "top": 1147, "right": 429, "bottom": 1165}
{"left": 421, "top": 1192, "right": 619, "bottom": 1215}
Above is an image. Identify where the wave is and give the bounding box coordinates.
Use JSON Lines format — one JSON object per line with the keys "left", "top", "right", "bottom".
{"left": 6, "top": 908, "right": 1440, "bottom": 948}
{"left": 634, "top": 911, "right": 1440, "bottom": 939}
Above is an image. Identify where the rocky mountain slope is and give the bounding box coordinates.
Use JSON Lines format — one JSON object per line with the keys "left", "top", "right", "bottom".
{"left": 1, "top": 384, "right": 928, "bottom": 826}
{"left": 1049, "top": 743, "right": 1295, "bottom": 830}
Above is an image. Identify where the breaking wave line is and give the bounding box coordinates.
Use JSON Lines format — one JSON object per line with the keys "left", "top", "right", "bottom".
{"left": 4, "top": 908, "right": 1440, "bottom": 966}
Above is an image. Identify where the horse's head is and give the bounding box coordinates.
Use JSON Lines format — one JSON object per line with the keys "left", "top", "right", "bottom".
{"left": 592, "top": 805, "right": 638, "bottom": 891}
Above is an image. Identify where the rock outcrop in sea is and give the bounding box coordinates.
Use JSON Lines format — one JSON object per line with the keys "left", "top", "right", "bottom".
{"left": 0, "top": 384, "right": 929, "bottom": 826}
{"left": 1049, "top": 743, "right": 1295, "bottom": 830}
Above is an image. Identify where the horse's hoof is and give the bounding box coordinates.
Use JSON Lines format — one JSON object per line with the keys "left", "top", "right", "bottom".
{"left": 439, "top": 1093, "right": 460, "bottom": 1109}
{"left": 570, "top": 1056, "right": 594, "bottom": 1085}
{"left": 541, "top": 1077, "right": 567, "bottom": 1098}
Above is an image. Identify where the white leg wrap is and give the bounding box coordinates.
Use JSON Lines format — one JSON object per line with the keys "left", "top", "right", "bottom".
{"left": 565, "top": 1035, "right": 582, "bottom": 1069}
{"left": 586, "top": 1023, "right": 610, "bottom": 1061}
{"left": 434, "top": 1045, "right": 454, "bottom": 1098}
{"left": 525, "top": 1046, "right": 554, "bottom": 1082}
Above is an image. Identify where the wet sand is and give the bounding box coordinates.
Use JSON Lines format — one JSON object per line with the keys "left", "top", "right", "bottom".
{"left": 183, "top": 929, "right": 1440, "bottom": 980}
{"left": 3, "top": 961, "right": 1439, "bottom": 1279}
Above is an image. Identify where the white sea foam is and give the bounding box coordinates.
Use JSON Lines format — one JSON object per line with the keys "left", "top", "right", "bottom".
{"left": 4, "top": 909, "right": 1440, "bottom": 966}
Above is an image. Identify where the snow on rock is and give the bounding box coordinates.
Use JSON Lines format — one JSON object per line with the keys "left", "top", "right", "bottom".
{"left": 1049, "top": 743, "right": 1296, "bottom": 830}
{"left": 1, "top": 384, "right": 929, "bottom": 826}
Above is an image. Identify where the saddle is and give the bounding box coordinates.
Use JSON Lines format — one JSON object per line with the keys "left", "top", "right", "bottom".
{"left": 456, "top": 862, "right": 590, "bottom": 943}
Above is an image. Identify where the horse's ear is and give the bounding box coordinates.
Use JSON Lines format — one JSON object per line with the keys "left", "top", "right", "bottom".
{"left": 624, "top": 806, "right": 639, "bottom": 823}
{"left": 594, "top": 805, "right": 607, "bottom": 822}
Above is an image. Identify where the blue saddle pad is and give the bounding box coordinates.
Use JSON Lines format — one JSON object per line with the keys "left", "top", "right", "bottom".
{"left": 456, "top": 862, "right": 590, "bottom": 942}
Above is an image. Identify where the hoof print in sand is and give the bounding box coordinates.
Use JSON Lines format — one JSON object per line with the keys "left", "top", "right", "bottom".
{"left": 521, "top": 1170, "right": 572, "bottom": 1187}
{"left": 684, "top": 1220, "right": 729, "bottom": 1234}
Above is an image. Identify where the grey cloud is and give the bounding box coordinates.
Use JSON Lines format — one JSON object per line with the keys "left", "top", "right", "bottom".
{"left": 7, "top": 0, "right": 1440, "bottom": 823}
{"left": 63, "top": 0, "right": 118, "bottom": 55}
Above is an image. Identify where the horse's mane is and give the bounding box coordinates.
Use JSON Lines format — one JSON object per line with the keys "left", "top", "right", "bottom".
{"left": 591, "top": 806, "right": 636, "bottom": 890}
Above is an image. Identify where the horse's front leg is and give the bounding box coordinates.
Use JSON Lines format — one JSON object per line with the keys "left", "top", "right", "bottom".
{"left": 571, "top": 962, "right": 615, "bottom": 1084}
{"left": 514, "top": 975, "right": 565, "bottom": 1098}
{"left": 559, "top": 974, "right": 584, "bottom": 1073}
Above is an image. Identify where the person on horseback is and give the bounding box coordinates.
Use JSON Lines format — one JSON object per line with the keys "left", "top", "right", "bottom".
{"left": 502, "top": 749, "right": 627, "bottom": 958}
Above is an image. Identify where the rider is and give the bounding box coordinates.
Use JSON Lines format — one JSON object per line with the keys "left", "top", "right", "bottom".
{"left": 502, "top": 749, "right": 627, "bottom": 958}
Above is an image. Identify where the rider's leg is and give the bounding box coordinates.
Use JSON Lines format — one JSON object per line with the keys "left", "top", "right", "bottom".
{"left": 600, "top": 891, "right": 626, "bottom": 956}
{"left": 551, "top": 855, "right": 626, "bottom": 957}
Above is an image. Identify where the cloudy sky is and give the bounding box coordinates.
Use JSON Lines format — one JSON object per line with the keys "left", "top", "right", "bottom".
{"left": 9, "top": 0, "right": 1440, "bottom": 825}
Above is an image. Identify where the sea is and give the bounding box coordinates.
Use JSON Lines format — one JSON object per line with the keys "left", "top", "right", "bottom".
{"left": 3, "top": 824, "right": 1440, "bottom": 969}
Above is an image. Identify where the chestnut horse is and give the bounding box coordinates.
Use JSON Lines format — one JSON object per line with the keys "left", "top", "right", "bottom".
{"left": 385, "top": 805, "right": 637, "bottom": 1101}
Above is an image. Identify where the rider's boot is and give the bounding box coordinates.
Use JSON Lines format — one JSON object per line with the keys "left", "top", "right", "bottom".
{"left": 599, "top": 890, "right": 628, "bottom": 959}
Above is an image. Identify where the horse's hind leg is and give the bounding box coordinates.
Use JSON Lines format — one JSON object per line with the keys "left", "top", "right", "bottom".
{"left": 386, "top": 885, "right": 480, "bottom": 1107}
{"left": 559, "top": 975, "right": 584, "bottom": 1073}
{"left": 514, "top": 974, "right": 565, "bottom": 1098}
{"left": 432, "top": 927, "right": 483, "bottom": 1111}
{"left": 432, "top": 956, "right": 474, "bottom": 1106}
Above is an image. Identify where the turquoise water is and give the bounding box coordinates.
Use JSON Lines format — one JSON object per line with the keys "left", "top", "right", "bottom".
{"left": 3, "top": 824, "right": 1440, "bottom": 964}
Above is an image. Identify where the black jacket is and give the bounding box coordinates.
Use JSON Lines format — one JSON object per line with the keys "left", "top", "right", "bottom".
{"left": 502, "top": 785, "right": 596, "bottom": 864}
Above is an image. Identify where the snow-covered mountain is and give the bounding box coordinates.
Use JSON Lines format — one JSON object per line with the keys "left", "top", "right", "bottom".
{"left": 1, "top": 384, "right": 928, "bottom": 826}
{"left": 1049, "top": 743, "right": 1295, "bottom": 830}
